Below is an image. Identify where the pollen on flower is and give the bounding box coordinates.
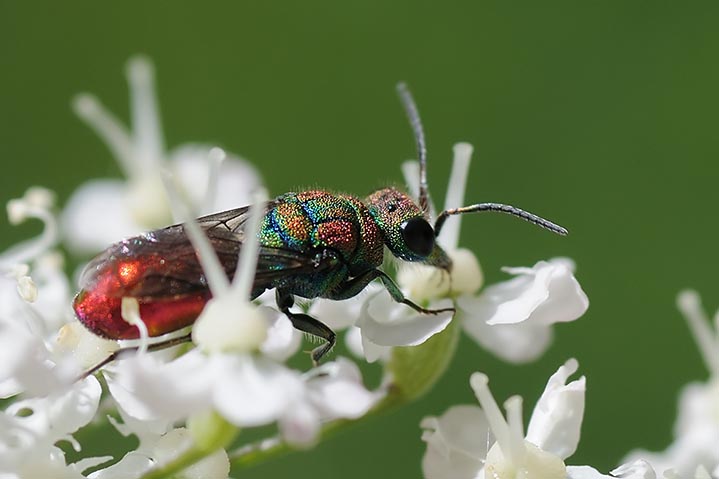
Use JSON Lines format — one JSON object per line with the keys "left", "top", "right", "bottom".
{"left": 397, "top": 248, "right": 482, "bottom": 302}
{"left": 7, "top": 199, "right": 30, "bottom": 225}
{"left": 470, "top": 372, "right": 567, "bottom": 479}
{"left": 55, "top": 321, "right": 119, "bottom": 370}
{"left": 16, "top": 276, "right": 37, "bottom": 303}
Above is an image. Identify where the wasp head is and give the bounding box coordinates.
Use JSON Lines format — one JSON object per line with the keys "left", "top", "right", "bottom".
{"left": 366, "top": 187, "right": 451, "bottom": 271}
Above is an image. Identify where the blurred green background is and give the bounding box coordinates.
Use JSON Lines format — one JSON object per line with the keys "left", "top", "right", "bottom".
{"left": 2, "top": 1, "right": 718, "bottom": 477}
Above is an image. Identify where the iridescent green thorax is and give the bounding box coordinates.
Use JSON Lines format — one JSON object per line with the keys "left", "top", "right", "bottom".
{"left": 259, "top": 190, "right": 384, "bottom": 276}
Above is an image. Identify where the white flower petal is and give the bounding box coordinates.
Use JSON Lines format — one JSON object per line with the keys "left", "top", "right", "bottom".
{"left": 0, "top": 315, "right": 78, "bottom": 398}
{"left": 308, "top": 283, "right": 383, "bottom": 331}
{"left": 47, "top": 376, "right": 103, "bottom": 437}
{"left": 483, "top": 258, "right": 588, "bottom": 326}
{"left": 566, "top": 465, "right": 613, "bottom": 479}
{"left": 88, "top": 452, "right": 151, "bottom": 479}
{"left": 279, "top": 402, "right": 321, "bottom": 448}
{"left": 106, "top": 351, "right": 213, "bottom": 422}
{"left": 674, "top": 379, "right": 719, "bottom": 437}
{"left": 611, "top": 460, "right": 657, "bottom": 479}
{"left": 61, "top": 179, "right": 143, "bottom": 254}
{"left": 459, "top": 297, "right": 554, "bottom": 363}
{"left": 170, "top": 145, "right": 261, "bottom": 215}
{"left": 526, "top": 358, "right": 586, "bottom": 460}
{"left": 360, "top": 330, "right": 392, "bottom": 363}
{"left": 421, "top": 405, "right": 490, "bottom": 479}
{"left": 307, "top": 358, "right": 377, "bottom": 419}
{"left": 357, "top": 292, "right": 454, "bottom": 347}
{"left": 260, "top": 310, "right": 302, "bottom": 362}
{"left": 212, "top": 355, "right": 300, "bottom": 427}
{"left": 3, "top": 376, "right": 100, "bottom": 450}
{"left": 344, "top": 326, "right": 365, "bottom": 359}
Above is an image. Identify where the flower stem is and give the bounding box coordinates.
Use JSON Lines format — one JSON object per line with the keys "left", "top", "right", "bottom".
{"left": 229, "top": 390, "right": 404, "bottom": 469}
{"left": 140, "top": 412, "right": 238, "bottom": 479}
{"left": 140, "top": 446, "right": 214, "bottom": 479}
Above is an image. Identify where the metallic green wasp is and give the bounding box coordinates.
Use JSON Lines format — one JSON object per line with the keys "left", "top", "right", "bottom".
{"left": 74, "top": 84, "right": 567, "bottom": 369}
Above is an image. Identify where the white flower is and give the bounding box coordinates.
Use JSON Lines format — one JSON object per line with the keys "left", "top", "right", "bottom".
{"left": 421, "top": 359, "right": 647, "bottom": 479}
{"left": 340, "top": 142, "right": 588, "bottom": 364}
{"left": 89, "top": 415, "right": 230, "bottom": 479}
{"left": 0, "top": 376, "right": 110, "bottom": 478}
{"left": 62, "top": 55, "right": 261, "bottom": 254}
{"left": 459, "top": 257, "right": 588, "bottom": 363}
{"left": 354, "top": 291, "right": 454, "bottom": 363}
{"left": 0, "top": 188, "right": 113, "bottom": 398}
{"left": 294, "top": 143, "right": 586, "bottom": 365}
{"left": 623, "top": 290, "right": 719, "bottom": 478}
{"left": 107, "top": 351, "right": 377, "bottom": 448}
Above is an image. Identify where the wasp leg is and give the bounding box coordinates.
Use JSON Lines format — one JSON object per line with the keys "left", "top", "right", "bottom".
{"left": 77, "top": 332, "right": 193, "bottom": 381}
{"left": 329, "top": 269, "right": 455, "bottom": 316}
{"left": 275, "top": 289, "right": 336, "bottom": 366}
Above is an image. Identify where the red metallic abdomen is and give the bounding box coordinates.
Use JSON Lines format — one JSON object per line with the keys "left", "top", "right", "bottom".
{"left": 73, "top": 234, "right": 214, "bottom": 339}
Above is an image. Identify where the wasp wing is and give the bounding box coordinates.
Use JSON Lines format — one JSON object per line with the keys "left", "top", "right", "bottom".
{"left": 82, "top": 201, "right": 331, "bottom": 299}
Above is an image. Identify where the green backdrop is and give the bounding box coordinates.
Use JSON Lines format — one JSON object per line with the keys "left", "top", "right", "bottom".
{"left": 2, "top": 1, "right": 717, "bottom": 477}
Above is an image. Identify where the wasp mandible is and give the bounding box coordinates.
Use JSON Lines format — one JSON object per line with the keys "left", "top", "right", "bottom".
{"left": 73, "top": 84, "right": 568, "bottom": 367}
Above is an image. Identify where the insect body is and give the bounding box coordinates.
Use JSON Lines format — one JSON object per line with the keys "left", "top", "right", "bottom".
{"left": 74, "top": 84, "right": 568, "bottom": 366}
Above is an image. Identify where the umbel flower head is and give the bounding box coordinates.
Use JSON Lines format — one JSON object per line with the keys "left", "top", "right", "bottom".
{"left": 1, "top": 56, "right": 595, "bottom": 478}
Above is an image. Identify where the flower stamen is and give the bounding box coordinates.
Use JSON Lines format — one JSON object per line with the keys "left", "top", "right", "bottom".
{"left": 677, "top": 290, "right": 719, "bottom": 377}
{"left": 470, "top": 372, "right": 512, "bottom": 458}
{"left": 121, "top": 297, "right": 148, "bottom": 355}
{"left": 1, "top": 188, "right": 59, "bottom": 269}
{"left": 72, "top": 94, "right": 135, "bottom": 176}
{"left": 126, "top": 56, "right": 165, "bottom": 169}
{"left": 438, "top": 142, "right": 472, "bottom": 250}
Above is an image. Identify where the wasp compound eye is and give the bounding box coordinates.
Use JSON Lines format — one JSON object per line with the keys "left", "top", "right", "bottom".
{"left": 400, "top": 217, "right": 435, "bottom": 256}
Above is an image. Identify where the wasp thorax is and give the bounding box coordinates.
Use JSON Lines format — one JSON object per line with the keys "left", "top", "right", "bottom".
{"left": 365, "top": 187, "right": 451, "bottom": 270}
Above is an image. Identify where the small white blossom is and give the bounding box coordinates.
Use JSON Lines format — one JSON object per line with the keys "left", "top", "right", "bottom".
{"left": 62, "top": 55, "right": 261, "bottom": 254}
{"left": 291, "top": 143, "right": 587, "bottom": 364}
{"left": 623, "top": 290, "right": 719, "bottom": 478}
{"left": 460, "top": 258, "right": 588, "bottom": 363}
{"left": 0, "top": 189, "right": 96, "bottom": 398}
{"left": 0, "top": 376, "right": 109, "bottom": 478}
{"left": 87, "top": 408, "right": 229, "bottom": 479}
{"left": 337, "top": 143, "right": 588, "bottom": 364}
{"left": 421, "top": 359, "right": 646, "bottom": 479}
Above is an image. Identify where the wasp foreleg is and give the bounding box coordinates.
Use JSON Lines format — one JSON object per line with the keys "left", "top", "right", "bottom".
{"left": 329, "top": 269, "right": 455, "bottom": 316}
{"left": 275, "top": 289, "right": 336, "bottom": 366}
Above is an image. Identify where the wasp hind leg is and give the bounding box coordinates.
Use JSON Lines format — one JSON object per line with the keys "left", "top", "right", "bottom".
{"left": 275, "top": 289, "right": 336, "bottom": 366}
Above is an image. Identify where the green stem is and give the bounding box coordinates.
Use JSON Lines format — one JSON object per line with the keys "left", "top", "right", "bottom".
{"left": 230, "top": 389, "right": 405, "bottom": 470}
{"left": 140, "top": 412, "right": 238, "bottom": 479}
{"left": 140, "top": 445, "right": 214, "bottom": 479}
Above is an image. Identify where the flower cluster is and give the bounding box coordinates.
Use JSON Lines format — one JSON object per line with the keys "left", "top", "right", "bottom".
{"left": 420, "top": 289, "right": 719, "bottom": 479}
{"left": 0, "top": 56, "right": 597, "bottom": 478}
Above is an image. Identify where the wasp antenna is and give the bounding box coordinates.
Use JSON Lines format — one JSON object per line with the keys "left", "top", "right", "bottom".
{"left": 396, "top": 82, "right": 429, "bottom": 213}
{"left": 434, "top": 203, "right": 569, "bottom": 237}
